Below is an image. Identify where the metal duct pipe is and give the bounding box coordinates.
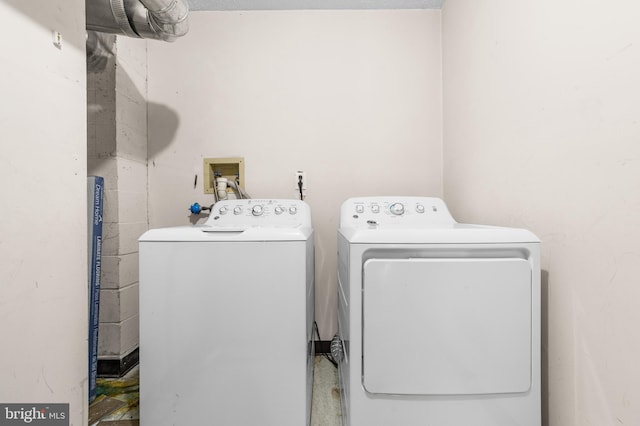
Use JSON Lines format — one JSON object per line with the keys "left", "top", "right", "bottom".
{"left": 86, "top": 0, "right": 189, "bottom": 41}
{"left": 139, "top": 0, "right": 189, "bottom": 40}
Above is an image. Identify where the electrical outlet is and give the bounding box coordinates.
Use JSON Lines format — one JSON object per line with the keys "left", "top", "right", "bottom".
{"left": 295, "top": 171, "right": 307, "bottom": 190}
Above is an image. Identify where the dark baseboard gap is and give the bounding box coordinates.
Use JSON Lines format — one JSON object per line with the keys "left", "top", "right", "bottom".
{"left": 97, "top": 342, "right": 328, "bottom": 378}
{"left": 315, "top": 340, "right": 331, "bottom": 354}
{"left": 97, "top": 347, "right": 139, "bottom": 378}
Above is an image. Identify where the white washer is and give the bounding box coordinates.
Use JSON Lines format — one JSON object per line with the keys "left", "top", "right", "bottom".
{"left": 139, "top": 199, "right": 314, "bottom": 426}
{"left": 337, "top": 196, "right": 540, "bottom": 426}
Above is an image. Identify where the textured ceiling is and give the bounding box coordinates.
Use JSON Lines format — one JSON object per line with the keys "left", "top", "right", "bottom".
{"left": 188, "top": 0, "right": 445, "bottom": 11}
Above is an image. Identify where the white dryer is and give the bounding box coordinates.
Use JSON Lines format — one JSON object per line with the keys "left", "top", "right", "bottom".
{"left": 337, "top": 196, "right": 540, "bottom": 426}
{"left": 139, "top": 199, "right": 314, "bottom": 426}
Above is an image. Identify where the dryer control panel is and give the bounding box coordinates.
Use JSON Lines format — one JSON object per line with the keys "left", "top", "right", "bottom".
{"left": 204, "top": 199, "right": 311, "bottom": 229}
{"left": 340, "top": 197, "right": 456, "bottom": 229}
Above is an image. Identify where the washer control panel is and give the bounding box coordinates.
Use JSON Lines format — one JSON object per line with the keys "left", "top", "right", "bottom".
{"left": 340, "top": 197, "right": 455, "bottom": 228}
{"left": 205, "top": 199, "right": 311, "bottom": 228}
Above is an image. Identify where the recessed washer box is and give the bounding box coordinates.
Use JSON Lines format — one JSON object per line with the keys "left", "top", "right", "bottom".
{"left": 203, "top": 157, "right": 244, "bottom": 194}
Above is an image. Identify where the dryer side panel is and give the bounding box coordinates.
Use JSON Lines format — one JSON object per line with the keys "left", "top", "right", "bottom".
{"left": 336, "top": 233, "right": 352, "bottom": 426}
{"left": 362, "top": 257, "right": 532, "bottom": 396}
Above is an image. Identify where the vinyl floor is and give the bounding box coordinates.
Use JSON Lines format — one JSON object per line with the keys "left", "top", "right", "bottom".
{"left": 89, "top": 356, "right": 341, "bottom": 426}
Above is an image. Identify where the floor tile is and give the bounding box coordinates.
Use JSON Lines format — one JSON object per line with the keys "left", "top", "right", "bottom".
{"left": 311, "top": 356, "right": 342, "bottom": 426}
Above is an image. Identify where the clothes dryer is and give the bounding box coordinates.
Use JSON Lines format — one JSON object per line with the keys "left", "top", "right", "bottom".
{"left": 139, "top": 199, "right": 314, "bottom": 426}
{"left": 337, "top": 196, "right": 540, "bottom": 426}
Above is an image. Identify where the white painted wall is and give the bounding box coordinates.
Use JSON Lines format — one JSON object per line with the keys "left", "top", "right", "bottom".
{"left": 443, "top": 1, "right": 640, "bottom": 424}
{"left": 0, "top": 1, "right": 88, "bottom": 424}
{"left": 146, "top": 10, "right": 443, "bottom": 338}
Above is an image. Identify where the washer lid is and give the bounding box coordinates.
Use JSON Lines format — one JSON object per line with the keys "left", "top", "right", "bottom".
{"left": 140, "top": 225, "right": 312, "bottom": 242}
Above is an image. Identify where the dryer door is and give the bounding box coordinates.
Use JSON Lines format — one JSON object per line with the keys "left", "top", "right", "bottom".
{"left": 362, "top": 257, "right": 532, "bottom": 395}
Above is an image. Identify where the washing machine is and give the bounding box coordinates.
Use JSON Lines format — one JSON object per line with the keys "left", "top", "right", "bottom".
{"left": 337, "top": 196, "right": 540, "bottom": 426}
{"left": 139, "top": 199, "right": 314, "bottom": 426}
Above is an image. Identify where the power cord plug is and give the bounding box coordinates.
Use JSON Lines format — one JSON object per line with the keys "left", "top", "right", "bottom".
{"left": 298, "top": 175, "right": 304, "bottom": 200}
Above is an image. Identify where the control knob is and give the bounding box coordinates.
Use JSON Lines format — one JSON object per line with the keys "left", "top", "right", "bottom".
{"left": 274, "top": 206, "right": 284, "bottom": 215}
{"left": 390, "top": 203, "right": 405, "bottom": 215}
{"left": 233, "top": 206, "right": 242, "bottom": 215}
{"left": 252, "top": 205, "right": 264, "bottom": 216}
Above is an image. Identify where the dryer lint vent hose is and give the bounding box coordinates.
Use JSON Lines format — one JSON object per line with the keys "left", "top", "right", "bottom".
{"left": 331, "top": 334, "right": 344, "bottom": 363}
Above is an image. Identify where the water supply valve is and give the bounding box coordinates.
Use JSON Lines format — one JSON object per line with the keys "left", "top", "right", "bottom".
{"left": 189, "top": 203, "right": 212, "bottom": 215}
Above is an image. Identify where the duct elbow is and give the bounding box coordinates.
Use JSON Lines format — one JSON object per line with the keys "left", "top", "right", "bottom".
{"left": 147, "top": 7, "right": 189, "bottom": 41}
{"left": 86, "top": 0, "right": 189, "bottom": 41}
{"left": 143, "top": 0, "right": 190, "bottom": 41}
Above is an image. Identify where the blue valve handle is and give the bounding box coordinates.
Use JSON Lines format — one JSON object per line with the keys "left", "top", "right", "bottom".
{"left": 189, "top": 203, "right": 211, "bottom": 214}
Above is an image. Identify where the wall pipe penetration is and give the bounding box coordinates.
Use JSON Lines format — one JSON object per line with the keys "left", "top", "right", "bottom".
{"left": 86, "top": 0, "right": 189, "bottom": 41}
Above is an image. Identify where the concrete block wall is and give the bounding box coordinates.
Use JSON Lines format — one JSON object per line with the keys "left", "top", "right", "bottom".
{"left": 88, "top": 34, "right": 148, "bottom": 374}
